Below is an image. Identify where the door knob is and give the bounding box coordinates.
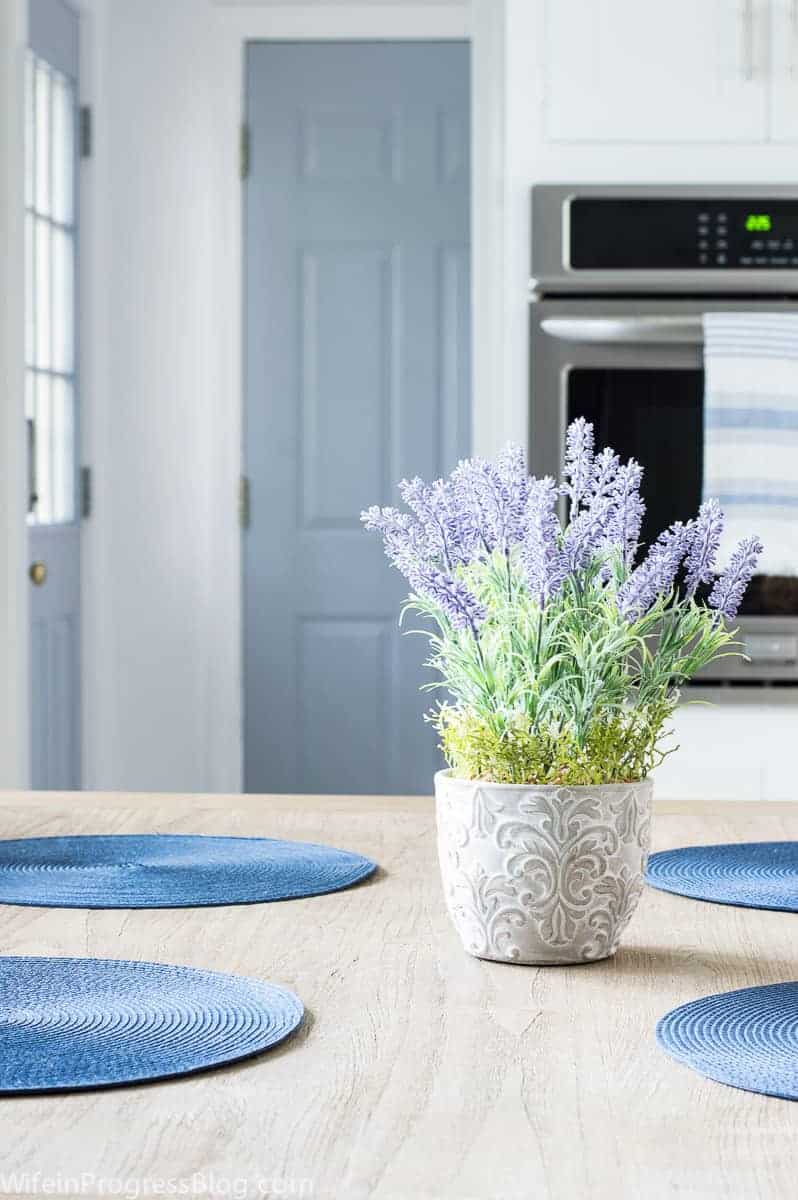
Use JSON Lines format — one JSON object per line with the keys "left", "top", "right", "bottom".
{"left": 29, "top": 561, "right": 47, "bottom": 586}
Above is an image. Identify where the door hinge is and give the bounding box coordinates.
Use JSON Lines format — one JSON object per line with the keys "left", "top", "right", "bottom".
{"left": 238, "top": 474, "right": 250, "bottom": 529}
{"left": 80, "top": 466, "right": 92, "bottom": 519}
{"left": 80, "top": 105, "right": 92, "bottom": 159}
{"left": 239, "top": 122, "right": 250, "bottom": 180}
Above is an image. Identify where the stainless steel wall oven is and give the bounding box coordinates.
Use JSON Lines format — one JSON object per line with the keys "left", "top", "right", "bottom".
{"left": 530, "top": 185, "right": 798, "bottom": 684}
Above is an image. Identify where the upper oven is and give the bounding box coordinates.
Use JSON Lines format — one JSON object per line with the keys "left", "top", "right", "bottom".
{"left": 531, "top": 183, "right": 798, "bottom": 294}
{"left": 530, "top": 185, "right": 798, "bottom": 684}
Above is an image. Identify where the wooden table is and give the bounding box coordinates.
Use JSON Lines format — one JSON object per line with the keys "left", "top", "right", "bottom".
{"left": 0, "top": 791, "right": 797, "bottom": 1200}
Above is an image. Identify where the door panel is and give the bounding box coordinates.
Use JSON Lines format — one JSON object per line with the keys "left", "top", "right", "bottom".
{"left": 27, "top": 0, "right": 81, "bottom": 790}
{"left": 244, "top": 41, "right": 470, "bottom": 794}
{"left": 29, "top": 528, "right": 80, "bottom": 789}
{"left": 299, "top": 243, "right": 397, "bottom": 528}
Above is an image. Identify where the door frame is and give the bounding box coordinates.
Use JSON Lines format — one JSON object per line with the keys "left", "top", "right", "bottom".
{"left": 217, "top": 3, "right": 510, "bottom": 792}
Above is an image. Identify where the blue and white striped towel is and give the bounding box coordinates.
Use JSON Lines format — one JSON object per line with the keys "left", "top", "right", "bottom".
{"left": 703, "top": 312, "right": 798, "bottom": 577}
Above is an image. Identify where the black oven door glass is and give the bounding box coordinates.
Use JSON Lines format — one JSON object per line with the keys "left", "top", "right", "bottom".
{"left": 568, "top": 367, "right": 703, "bottom": 551}
{"left": 566, "top": 367, "right": 795, "bottom": 616}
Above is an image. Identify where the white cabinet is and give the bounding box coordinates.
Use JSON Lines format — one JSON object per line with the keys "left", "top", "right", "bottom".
{"left": 543, "top": 0, "right": 771, "bottom": 143}
{"left": 769, "top": 0, "right": 798, "bottom": 140}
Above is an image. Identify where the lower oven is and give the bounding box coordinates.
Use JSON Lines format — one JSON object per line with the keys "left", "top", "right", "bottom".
{"left": 530, "top": 295, "right": 798, "bottom": 683}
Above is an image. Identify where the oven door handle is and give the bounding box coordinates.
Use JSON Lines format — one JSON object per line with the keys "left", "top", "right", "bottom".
{"left": 540, "top": 316, "right": 704, "bottom": 345}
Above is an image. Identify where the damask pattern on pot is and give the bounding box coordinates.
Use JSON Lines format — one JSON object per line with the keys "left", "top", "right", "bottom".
{"left": 435, "top": 772, "right": 653, "bottom": 965}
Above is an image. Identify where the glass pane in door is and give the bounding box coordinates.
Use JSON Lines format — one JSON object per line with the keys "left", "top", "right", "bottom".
{"left": 51, "top": 72, "right": 74, "bottom": 225}
{"left": 25, "top": 51, "right": 77, "bottom": 528}
{"left": 34, "top": 61, "right": 50, "bottom": 216}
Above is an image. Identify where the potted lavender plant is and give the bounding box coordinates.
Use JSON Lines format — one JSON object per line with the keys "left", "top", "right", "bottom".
{"left": 362, "top": 420, "right": 761, "bottom": 965}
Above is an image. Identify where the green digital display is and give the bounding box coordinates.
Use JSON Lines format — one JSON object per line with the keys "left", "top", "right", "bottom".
{"left": 746, "top": 213, "right": 772, "bottom": 232}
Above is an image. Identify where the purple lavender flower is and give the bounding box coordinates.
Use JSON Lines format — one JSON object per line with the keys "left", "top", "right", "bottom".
{"left": 562, "top": 494, "right": 617, "bottom": 574}
{"left": 590, "top": 447, "right": 620, "bottom": 500}
{"left": 708, "top": 537, "right": 763, "bottom": 620}
{"left": 496, "top": 444, "right": 531, "bottom": 546}
{"left": 451, "top": 455, "right": 523, "bottom": 557}
{"left": 429, "top": 477, "right": 479, "bottom": 566}
{"left": 360, "top": 505, "right": 429, "bottom": 574}
{"left": 520, "top": 476, "right": 568, "bottom": 603}
{"left": 684, "top": 498, "right": 724, "bottom": 597}
{"left": 604, "top": 459, "right": 646, "bottom": 567}
{"left": 562, "top": 417, "right": 595, "bottom": 516}
{"left": 616, "top": 521, "right": 694, "bottom": 621}
{"left": 407, "top": 562, "right": 486, "bottom": 634}
{"left": 397, "top": 476, "right": 475, "bottom": 569}
{"left": 361, "top": 502, "right": 485, "bottom": 634}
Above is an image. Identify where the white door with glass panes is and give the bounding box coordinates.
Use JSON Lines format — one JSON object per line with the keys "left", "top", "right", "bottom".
{"left": 543, "top": 0, "right": 769, "bottom": 143}
{"left": 26, "top": 0, "right": 81, "bottom": 789}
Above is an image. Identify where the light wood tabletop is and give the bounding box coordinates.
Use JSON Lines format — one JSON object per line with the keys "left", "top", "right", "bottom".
{"left": 0, "top": 790, "right": 797, "bottom": 1200}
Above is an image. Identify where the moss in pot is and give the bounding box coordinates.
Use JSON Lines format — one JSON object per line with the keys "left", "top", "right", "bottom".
{"left": 362, "top": 419, "right": 762, "bottom": 964}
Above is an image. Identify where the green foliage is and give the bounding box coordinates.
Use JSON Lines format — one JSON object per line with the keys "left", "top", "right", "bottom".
{"left": 406, "top": 549, "right": 741, "bottom": 786}
{"left": 434, "top": 703, "right": 674, "bottom": 786}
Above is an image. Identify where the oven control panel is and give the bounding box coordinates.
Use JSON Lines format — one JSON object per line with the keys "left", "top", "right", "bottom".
{"left": 570, "top": 198, "right": 798, "bottom": 271}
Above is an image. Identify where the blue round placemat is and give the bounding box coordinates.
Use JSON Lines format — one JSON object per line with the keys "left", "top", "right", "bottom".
{"left": 0, "top": 956, "right": 303, "bottom": 1093}
{"left": 657, "top": 982, "right": 798, "bottom": 1101}
{"left": 0, "top": 834, "right": 377, "bottom": 908}
{"left": 645, "top": 841, "right": 798, "bottom": 911}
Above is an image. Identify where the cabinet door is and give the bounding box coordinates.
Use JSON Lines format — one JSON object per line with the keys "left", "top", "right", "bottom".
{"left": 770, "top": 0, "right": 798, "bottom": 141}
{"left": 543, "top": 0, "right": 768, "bottom": 143}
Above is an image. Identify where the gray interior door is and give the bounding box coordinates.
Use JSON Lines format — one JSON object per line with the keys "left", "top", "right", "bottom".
{"left": 244, "top": 41, "right": 470, "bottom": 794}
{"left": 26, "top": 0, "right": 81, "bottom": 789}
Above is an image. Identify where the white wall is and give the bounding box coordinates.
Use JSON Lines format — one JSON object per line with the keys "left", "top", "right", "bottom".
{"left": 0, "top": 0, "right": 30, "bottom": 789}
{"left": 80, "top": 0, "right": 235, "bottom": 790}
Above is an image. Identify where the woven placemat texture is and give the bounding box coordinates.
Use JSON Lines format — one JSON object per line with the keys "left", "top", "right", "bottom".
{"left": 657, "top": 981, "right": 798, "bottom": 1101}
{"left": 646, "top": 841, "right": 798, "bottom": 911}
{"left": 0, "top": 956, "right": 303, "bottom": 1093}
{"left": 0, "top": 833, "right": 377, "bottom": 908}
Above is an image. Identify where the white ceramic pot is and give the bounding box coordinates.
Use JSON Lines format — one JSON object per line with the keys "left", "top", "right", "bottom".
{"left": 434, "top": 770, "right": 653, "bottom": 965}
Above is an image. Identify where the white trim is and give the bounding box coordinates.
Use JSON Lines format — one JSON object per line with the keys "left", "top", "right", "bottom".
{"left": 215, "top": 4, "right": 470, "bottom": 38}
{"left": 0, "top": 0, "right": 30, "bottom": 788}
{"left": 498, "top": 0, "right": 535, "bottom": 458}
{"left": 213, "top": 3, "right": 477, "bottom": 791}
{"left": 212, "top": 1, "right": 467, "bottom": 7}
{"left": 77, "top": 0, "right": 115, "bottom": 789}
{"left": 471, "top": 0, "right": 509, "bottom": 458}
